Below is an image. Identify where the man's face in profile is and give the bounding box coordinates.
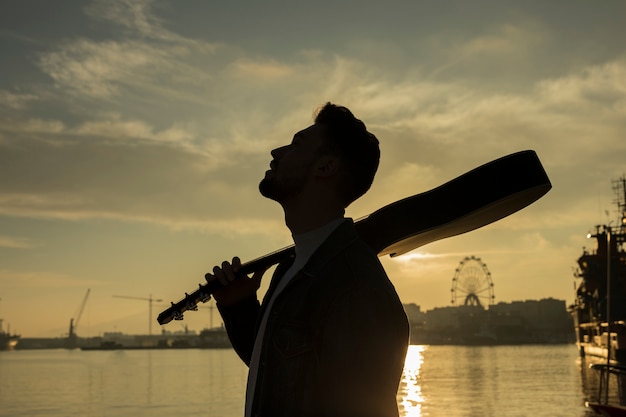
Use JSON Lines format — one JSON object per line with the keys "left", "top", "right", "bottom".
{"left": 259, "top": 124, "right": 328, "bottom": 203}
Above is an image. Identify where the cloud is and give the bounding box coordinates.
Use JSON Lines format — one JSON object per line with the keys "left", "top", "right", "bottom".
{"left": 83, "top": 0, "right": 202, "bottom": 45}
{"left": 463, "top": 23, "right": 547, "bottom": 56}
{"left": 0, "top": 236, "right": 37, "bottom": 249}
{"left": 0, "top": 90, "right": 39, "bottom": 110}
{"left": 537, "top": 58, "right": 626, "bottom": 111}
{"left": 35, "top": 1, "right": 219, "bottom": 104}
{"left": 423, "top": 20, "right": 551, "bottom": 81}
{"left": 71, "top": 114, "right": 196, "bottom": 147}
{"left": 1, "top": 118, "right": 65, "bottom": 134}
{"left": 0, "top": 268, "right": 97, "bottom": 289}
{"left": 355, "top": 57, "right": 626, "bottom": 157}
{"left": 85, "top": 0, "right": 164, "bottom": 38}
{"left": 38, "top": 38, "right": 215, "bottom": 100}
{"left": 227, "top": 58, "right": 294, "bottom": 80}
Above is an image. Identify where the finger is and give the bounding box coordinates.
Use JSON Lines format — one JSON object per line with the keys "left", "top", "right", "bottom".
{"left": 223, "top": 260, "right": 241, "bottom": 282}
{"left": 232, "top": 256, "right": 241, "bottom": 273}
{"left": 213, "top": 265, "right": 228, "bottom": 286}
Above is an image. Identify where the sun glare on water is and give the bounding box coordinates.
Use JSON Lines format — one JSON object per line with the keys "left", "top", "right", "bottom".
{"left": 398, "top": 345, "right": 426, "bottom": 417}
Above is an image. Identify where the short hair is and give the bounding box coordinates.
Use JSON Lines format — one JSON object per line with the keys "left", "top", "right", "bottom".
{"left": 314, "top": 102, "right": 380, "bottom": 207}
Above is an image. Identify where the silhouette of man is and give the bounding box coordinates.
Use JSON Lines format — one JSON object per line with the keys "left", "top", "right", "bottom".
{"left": 206, "top": 103, "right": 409, "bottom": 417}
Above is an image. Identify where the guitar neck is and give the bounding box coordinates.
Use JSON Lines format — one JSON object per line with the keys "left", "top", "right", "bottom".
{"left": 157, "top": 246, "right": 294, "bottom": 324}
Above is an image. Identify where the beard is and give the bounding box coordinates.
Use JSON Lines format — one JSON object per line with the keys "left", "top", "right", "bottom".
{"left": 258, "top": 164, "right": 311, "bottom": 204}
{"left": 258, "top": 174, "right": 300, "bottom": 203}
{"left": 259, "top": 152, "right": 320, "bottom": 203}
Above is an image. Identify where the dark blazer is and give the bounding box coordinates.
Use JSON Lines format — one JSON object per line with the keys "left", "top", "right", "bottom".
{"left": 218, "top": 219, "right": 410, "bottom": 417}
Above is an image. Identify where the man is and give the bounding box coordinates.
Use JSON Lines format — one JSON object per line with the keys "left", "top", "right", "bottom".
{"left": 206, "top": 103, "right": 409, "bottom": 417}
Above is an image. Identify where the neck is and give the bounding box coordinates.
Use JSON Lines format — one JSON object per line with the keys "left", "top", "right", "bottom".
{"left": 282, "top": 201, "right": 345, "bottom": 235}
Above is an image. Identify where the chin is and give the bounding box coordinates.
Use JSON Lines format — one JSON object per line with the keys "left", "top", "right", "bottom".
{"left": 259, "top": 180, "right": 284, "bottom": 203}
{"left": 258, "top": 178, "right": 273, "bottom": 197}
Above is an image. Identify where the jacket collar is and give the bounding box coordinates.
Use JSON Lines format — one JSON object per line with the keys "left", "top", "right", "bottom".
{"left": 299, "top": 218, "right": 359, "bottom": 278}
{"left": 263, "top": 218, "right": 359, "bottom": 305}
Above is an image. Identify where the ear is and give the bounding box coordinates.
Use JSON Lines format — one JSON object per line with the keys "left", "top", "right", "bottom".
{"left": 314, "top": 155, "right": 340, "bottom": 177}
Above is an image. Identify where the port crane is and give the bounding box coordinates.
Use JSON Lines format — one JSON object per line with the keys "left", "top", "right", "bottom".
{"left": 113, "top": 294, "right": 163, "bottom": 335}
{"left": 67, "top": 289, "right": 90, "bottom": 348}
{"left": 195, "top": 299, "right": 222, "bottom": 329}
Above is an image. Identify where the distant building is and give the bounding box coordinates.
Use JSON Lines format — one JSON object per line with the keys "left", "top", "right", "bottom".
{"left": 405, "top": 298, "right": 575, "bottom": 345}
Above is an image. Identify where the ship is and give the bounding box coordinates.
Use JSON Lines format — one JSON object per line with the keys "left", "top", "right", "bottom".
{"left": 0, "top": 319, "right": 20, "bottom": 350}
{"left": 570, "top": 176, "right": 626, "bottom": 363}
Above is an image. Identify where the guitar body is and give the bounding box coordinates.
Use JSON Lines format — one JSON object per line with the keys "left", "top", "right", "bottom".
{"left": 358, "top": 149, "right": 551, "bottom": 257}
{"left": 158, "top": 150, "right": 551, "bottom": 324}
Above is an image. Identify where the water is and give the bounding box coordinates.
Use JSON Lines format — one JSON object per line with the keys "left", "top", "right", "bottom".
{"left": 399, "top": 345, "right": 598, "bottom": 417}
{"left": 0, "top": 344, "right": 607, "bottom": 417}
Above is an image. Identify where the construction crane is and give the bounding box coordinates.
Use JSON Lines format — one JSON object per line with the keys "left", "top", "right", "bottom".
{"left": 67, "top": 289, "right": 90, "bottom": 348}
{"left": 201, "top": 299, "right": 224, "bottom": 329}
{"left": 194, "top": 300, "right": 221, "bottom": 329}
{"left": 113, "top": 294, "right": 163, "bottom": 335}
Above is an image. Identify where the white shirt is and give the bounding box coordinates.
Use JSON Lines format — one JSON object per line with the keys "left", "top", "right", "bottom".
{"left": 244, "top": 218, "right": 345, "bottom": 417}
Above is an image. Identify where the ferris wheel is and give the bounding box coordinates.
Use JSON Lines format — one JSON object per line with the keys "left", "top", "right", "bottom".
{"left": 451, "top": 255, "right": 495, "bottom": 308}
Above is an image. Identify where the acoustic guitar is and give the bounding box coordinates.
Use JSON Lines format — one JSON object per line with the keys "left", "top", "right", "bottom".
{"left": 157, "top": 149, "right": 551, "bottom": 325}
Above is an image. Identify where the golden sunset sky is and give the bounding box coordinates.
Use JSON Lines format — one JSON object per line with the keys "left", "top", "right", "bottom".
{"left": 1, "top": 0, "right": 625, "bottom": 337}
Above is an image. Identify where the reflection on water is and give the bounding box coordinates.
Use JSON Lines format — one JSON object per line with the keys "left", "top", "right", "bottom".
{"left": 0, "top": 345, "right": 606, "bottom": 417}
{"left": 397, "top": 344, "right": 592, "bottom": 417}
{"left": 398, "top": 345, "right": 425, "bottom": 417}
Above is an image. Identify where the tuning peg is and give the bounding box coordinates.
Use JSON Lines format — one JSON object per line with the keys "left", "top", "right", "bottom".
{"left": 198, "top": 284, "right": 211, "bottom": 303}
{"left": 184, "top": 293, "right": 198, "bottom": 311}
{"left": 168, "top": 301, "right": 184, "bottom": 321}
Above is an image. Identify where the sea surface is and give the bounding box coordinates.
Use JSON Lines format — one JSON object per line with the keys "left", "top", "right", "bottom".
{"left": 0, "top": 344, "right": 613, "bottom": 417}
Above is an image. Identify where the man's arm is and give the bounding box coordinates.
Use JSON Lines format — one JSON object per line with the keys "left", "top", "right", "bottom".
{"left": 207, "top": 257, "right": 268, "bottom": 365}
{"left": 217, "top": 295, "right": 260, "bottom": 365}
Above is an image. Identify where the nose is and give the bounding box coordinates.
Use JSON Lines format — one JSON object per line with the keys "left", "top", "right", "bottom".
{"left": 271, "top": 144, "right": 290, "bottom": 159}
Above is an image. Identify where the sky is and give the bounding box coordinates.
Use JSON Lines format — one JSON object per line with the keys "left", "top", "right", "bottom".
{"left": 1, "top": 0, "right": 625, "bottom": 338}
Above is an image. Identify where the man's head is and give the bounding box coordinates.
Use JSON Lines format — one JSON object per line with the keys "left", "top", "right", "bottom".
{"left": 259, "top": 103, "right": 380, "bottom": 208}
{"left": 313, "top": 103, "right": 380, "bottom": 207}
